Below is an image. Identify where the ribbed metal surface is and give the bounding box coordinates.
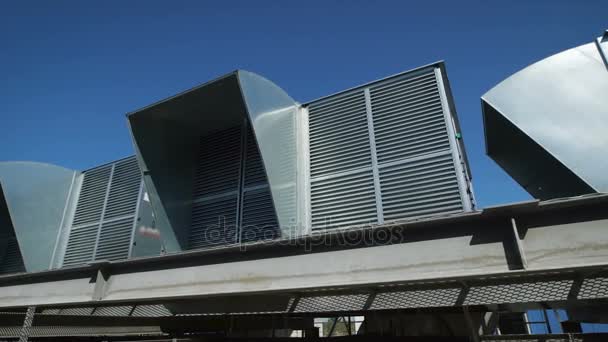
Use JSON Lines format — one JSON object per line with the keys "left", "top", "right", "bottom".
{"left": 244, "top": 129, "right": 267, "bottom": 187}
{"left": 240, "top": 187, "right": 279, "bottom": 243}
{"left": 311, "top": 170, "right": 377, "bottom": 230}
{"left": 308, "top": 90, "right": 371, "bottom": 178}
{"left": 193, "top": 126, "right": 242, "bottom": 198}
{"left": 95, "top": 218, "right": 133, "bottom": 261}
{"left": 104, "top": 157, "right": 141, "bottom": 219}
{"left": 189, "top": 196, "right": 238, "bottom": 249}
{"left": 379, "top": 153, "right": 463, "bottom": 221}
{"left": 72, "top": 165, "right": 111, "bottom": 226}
{"left": 370, "top": 70, "right": 451, "bottom": 164}
{"left": 0, "top": 238, "right": 26, "bottom": 275}
{"left": 63, "top": 224, "right": 98, "bottom": 266}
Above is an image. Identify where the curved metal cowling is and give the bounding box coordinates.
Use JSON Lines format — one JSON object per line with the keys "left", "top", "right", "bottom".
{"left": 482, "top": 40, "right": 608, "bottom": 199}
{"left": 0, "top": 162, "right": 77, "bottom": 272}
{"left": 127, "top": 71, "right": 301, "bottom": 252}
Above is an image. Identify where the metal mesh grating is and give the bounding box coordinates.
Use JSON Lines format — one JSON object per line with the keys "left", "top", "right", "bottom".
{"left": 131, "top": 304, "right": 173, "bottom": 317}
{"left": 370, "top": 287, "right": 461, "bottom": 310}
{"left": 93, "top": 306, "right": 133, "bottom": 316}
{"left": 189, "top": 196, "right": 238, "bottom": 249}
{"left": 578, "top": 277, "right": 608, "bottom": 299}
{"left": 0, "top": 325, "right": 162, "bottom": 338}
{"left": 0, "top": 237, "right": 26, "bottom": 275}
{"left": 308, "top": 90, "right": 371, "bottom": 178}
{"left": 240, "top": 187, "right": 279, "bottom": 243}
{"left": 294, "top": 294, "right": 369, "bottom": 313}
{"left": 63, "top": 224, "right": 98, "bottom": 266}
{"left": 72, "top": 165, "right": 111, "bottom": 226}
{"left": 57, "top": 307, "right": 95, "bottom": 316}
{"left": 95, "top": 218, "right": 133, "bottom": 261}
{"left": 104, "top": 157, "right": 141, "bottom": 219}
{"left": 379, "top": 152, "right": 463, "bottom": 221}
{"left": 464, "top": 280, "right": 573, "bottom": 305}
{"left": 193, "top": 126, "right": 242, "bottom": 198}
{"left": 370, "top": 69, "right": 451, "bottom": 164}
{"left": 310, "top": 169, "right": 377, "bottom": 230}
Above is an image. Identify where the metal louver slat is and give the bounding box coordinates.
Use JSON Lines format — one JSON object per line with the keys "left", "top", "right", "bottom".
{"left": 311, "top": 169, "right": 377, "bottom": 231}
{"left": 189, "top": 195, "right": 238, "bottom": 249}
{"left": 72, "top": 166, "right": 111, "bottom": 226}
{"left": 379, "top": 153, "right": 463, "bottom": 221}
{"left": 104, "top": 157, "right": 141, "bottom": 219}
{"left": 63, "top": 224, "right": 98, "bottom": 266}
{"left": 95, "top": 218, "right": 133, "bottom": 261}
{"left": 308, "top": 90, "right": 371, "bottom": 178}
{"left": 244, "top": 128, "right": 267, "bottom": 187}
{"left": 240, "top": 187, "right": 279, "bottom": 243}
{"left": 371, "top": 69, "right": 451, "bottom": 164}
{"left": 0, "top": 238, "right": 26, "bottom": 274}
{"left": 193, "top": 126, "right": 241, "bottom": 198}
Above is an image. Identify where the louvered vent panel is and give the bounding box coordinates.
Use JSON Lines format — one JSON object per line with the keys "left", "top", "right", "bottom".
{"left": 72, "top": 166, "right": 112, "bottom": 226}
{"left": 104, "top": 157, "right": 141, "bottom": 219}
{"left": 308, "top": 91, "right": 371, "bottom": 178}
{"left": 63, "top": 224, "right": 98, "bottom": 266}
{"left": 371, "top": 70, "right": 451, "bottom": 164}
{"left": 95, "top": 218, "right": 133, "bottom": 261}
{"left": 379, "top": 153, "right": 463, "bottom": 221}
{"left": 240, "top": 187, "right": 279, "bottom": 243}
{"left": 311, "top": 170, "right": 377, "bottom": 230}
{"left": 244, "top": 128, "right": 267, "bottom": 187}
{"left": 189, "top": 196, "right": 238, "bottom": 249}
{"left": 0, "top": 238, "right": 26, "bottom": 274}
{"left": 193, "top": 126, "right": 242, "bottom": 198}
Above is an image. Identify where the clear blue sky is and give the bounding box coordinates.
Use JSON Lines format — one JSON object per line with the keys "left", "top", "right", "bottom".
{"left": 1, "top": 1, "right": 606, "bottom": 208}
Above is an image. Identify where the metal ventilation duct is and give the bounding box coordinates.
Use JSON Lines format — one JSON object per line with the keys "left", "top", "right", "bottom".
{"left": 482, "top": 34, "right": 608, "bottom": 199}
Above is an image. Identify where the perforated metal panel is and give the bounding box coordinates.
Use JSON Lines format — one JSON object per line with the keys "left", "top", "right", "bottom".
{"left": 294, "top": 294, "right": 369, "bottom": 313}
{"left": 0, "top": 238, "right": 25, "bottom": 274}
{"left": 93, "top": 306, "right": 133, "bottom": 316}
{"left": 578, "top": 277, "right": 608, "bottom": 299}
{"left": 464, "top": 280, "right": 573, "bottom": 305}
{"left": 72, "top": 165, "right": 111, "bottom": 226}
{"left": 370, "top": 288, "right": 461, "bottom": 310}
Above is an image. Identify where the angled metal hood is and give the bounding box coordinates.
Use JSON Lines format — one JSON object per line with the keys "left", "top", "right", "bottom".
{"left": 0, "top": 162, "right": 77, "bottom": 272}
{"left": 127, "top": 71, "right": 300, "bottom": 252}
{"left": 482, "top": 35, "right": 608, "bottom": 199}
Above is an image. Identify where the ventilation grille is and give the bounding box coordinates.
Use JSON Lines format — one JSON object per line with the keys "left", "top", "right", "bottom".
{"left": 0, "top": 238, "right": 26, "bottom": 274}
{"left": 244, "top": 129, "right": 267, "bottom": 187}
{"left": 308, "top": 91, "right": 371, "bottom": 178}
{"left": 64, "top": 156, "right": 143, "bottom": 267}
{"left": 63, "top": 224, "right": 98, "bottom": 266}
{"left": 72, "top": 166, "right": 111, "bottom": 226}
{"left": 371, "top": 70, "right": 451, "bottom": 164}
{"left": 240, "top": 187, "right": 279, "bottom": 243}
{"left": 193, "top": 126, "right": 241, "bottom": 198}
{"left": 95, "top": 218, "right": 133, "bottom": 261}
{"left": 311, "top": 170, "right": 377, "bottom": 230}
{"left": 380, "top": 153, "right": 462, "bottom": 221}
{"left": 104, "top": 158, "right": 141, "bottom": 219}
{"left": 189, "top": 196, "right": 238, "bottom": 249}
